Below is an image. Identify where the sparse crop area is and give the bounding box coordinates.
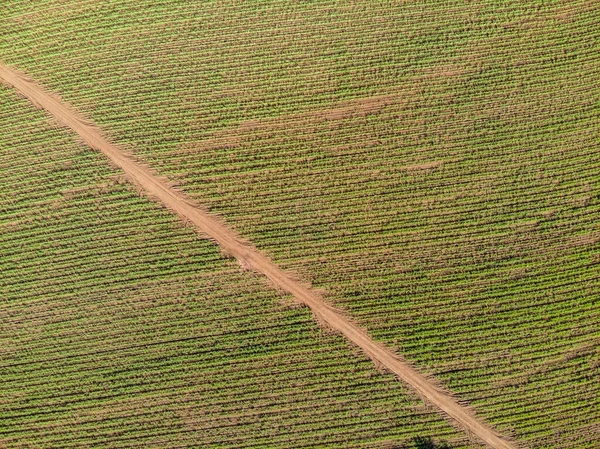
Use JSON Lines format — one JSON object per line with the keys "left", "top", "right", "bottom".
{"left": 1, "top": 1, "right": 599, "bottom": 448}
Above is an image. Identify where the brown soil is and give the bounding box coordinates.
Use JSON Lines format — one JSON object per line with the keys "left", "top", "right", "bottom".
{"left": 400, "top": 161, "right": 444, "bottom": 171}
{"left": 0, "top": 63, "right": 518, "bottom": 449}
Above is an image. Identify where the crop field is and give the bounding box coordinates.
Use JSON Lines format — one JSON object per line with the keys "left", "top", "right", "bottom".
{"left": 0, "top": 87, "right": 474, "bottom": 448}
{"left": 1, "top": 1, "right": 599, "bottom": 448}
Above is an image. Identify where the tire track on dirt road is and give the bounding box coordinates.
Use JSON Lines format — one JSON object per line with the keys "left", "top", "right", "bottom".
{"left": 0, "top": 63, "right": 518, "bottom": 449}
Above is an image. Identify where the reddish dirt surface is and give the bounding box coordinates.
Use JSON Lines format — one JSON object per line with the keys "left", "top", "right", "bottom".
{"left": 0, "top": 63, "right": 518, "bottom": 449}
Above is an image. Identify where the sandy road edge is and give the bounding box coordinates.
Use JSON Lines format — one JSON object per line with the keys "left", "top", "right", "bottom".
{"left": 0, "top": 63, "right": 519, "bottom": 449}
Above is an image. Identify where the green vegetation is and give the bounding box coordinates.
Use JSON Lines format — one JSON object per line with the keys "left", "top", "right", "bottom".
{"left": 0, "top": 88, "right": 471, "bottom": 447}
{"left": 1, "top": 0, "right": 599, "bottom": 447}
{"left": 411, "top": 436, "right": 452, "bottom": 449}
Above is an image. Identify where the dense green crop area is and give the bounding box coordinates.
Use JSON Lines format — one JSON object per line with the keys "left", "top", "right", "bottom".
{"left": 1, "top": 1, "right": 599, "bottom": 448}
{"left": 0, "top": 88, "right": 471, "bottom": 448}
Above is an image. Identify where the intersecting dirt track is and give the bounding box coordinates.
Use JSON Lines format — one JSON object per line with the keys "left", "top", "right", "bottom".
{"left": 0, "top": 63, "right": 518, "bottom": 449}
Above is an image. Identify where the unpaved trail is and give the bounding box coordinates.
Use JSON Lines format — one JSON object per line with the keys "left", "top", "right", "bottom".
{"left": 0, "top": 63, "right": 518, "bottom": 449}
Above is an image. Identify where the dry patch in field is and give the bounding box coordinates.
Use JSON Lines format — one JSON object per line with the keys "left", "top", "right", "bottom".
{"left": 399, "top": 161, "right": 444, "bottom": 172}
{"left": 176, "top": 93, "right": 401, "bottom": 156}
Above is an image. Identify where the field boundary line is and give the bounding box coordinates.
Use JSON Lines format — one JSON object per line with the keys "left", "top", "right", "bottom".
{"left": 0, "top": 63, "right": 518, "bottom": 449}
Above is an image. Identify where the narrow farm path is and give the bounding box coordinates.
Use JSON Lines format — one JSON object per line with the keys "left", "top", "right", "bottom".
{"left": 0, "top": 63, "right": 518, "bottom": 449}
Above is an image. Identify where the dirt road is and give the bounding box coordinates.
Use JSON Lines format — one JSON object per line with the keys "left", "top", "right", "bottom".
{"left": 0, "top": 63, "right": 518, "bottom": 449}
